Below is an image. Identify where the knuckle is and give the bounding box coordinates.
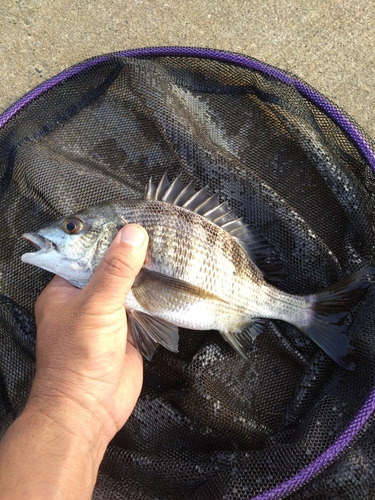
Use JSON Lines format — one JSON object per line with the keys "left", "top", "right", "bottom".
{"left": 102, "top": 251, "right": 138, "bottom": 280}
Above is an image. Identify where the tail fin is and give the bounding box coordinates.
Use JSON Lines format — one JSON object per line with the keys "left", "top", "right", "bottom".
{"left": 300, "top": 267, "right": 375, "bottom": 370}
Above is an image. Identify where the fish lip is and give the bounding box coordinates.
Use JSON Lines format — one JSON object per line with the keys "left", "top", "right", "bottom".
{"left": 21, "top": 232, "right": 56, "bottom": 253}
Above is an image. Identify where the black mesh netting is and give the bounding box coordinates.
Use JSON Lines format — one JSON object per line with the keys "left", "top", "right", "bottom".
{"left": 1, "top": 49, "right": 375, "bottom": 499}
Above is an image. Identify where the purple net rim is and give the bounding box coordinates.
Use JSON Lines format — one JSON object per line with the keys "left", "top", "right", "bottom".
{"left": 252, "top": 387, "right": 375, "bottom": 499}
{"left": 1, "top": 46, "right": 375, "bottom": 498}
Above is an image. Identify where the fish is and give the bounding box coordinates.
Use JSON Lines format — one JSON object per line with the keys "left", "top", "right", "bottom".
{"left": 21, "top": 173, "right": 375, "bottom": 369}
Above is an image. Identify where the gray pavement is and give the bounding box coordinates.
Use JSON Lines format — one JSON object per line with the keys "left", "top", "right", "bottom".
{"left": 0, "top": 1, "right": 374, "bottom": 139}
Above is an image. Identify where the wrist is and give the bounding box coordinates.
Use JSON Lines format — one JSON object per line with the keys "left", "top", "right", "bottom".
{"left": 0, "top": 403, "right": 108, "bottom": 500}
{"left": 24, "top": 393, "right": 110, "bottom": 461}
{"left": 27, "top": 367, "right": 120, "bottom": 444}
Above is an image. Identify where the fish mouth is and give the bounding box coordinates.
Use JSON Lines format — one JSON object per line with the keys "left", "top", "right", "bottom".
{"left": 21, "top": 232, "right": 56, "bottom": 262}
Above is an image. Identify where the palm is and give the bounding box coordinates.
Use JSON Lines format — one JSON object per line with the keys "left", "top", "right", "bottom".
{"left": 33, "top": 276, "right": 143, "bottom": 438}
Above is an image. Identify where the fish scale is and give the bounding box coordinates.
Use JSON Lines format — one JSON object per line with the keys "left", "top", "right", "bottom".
{"left": 145, "top": 208, "right": 247, "bottom": 305}
{"left": 21, "top": 174, "right": 375, "bottom": 368}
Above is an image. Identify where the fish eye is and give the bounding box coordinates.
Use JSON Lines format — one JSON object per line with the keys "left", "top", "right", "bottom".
{"left": 62, "top": 217, "right": 84, "bottom": 235}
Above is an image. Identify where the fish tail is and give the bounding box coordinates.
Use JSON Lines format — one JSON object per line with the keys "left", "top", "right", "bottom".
{"left": 299, "top": 267, "right": 375, "bottom": 370}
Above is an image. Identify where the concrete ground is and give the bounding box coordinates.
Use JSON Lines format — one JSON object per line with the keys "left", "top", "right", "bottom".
{"left": 0, "top": 0, "right": 374, "bottom": 140}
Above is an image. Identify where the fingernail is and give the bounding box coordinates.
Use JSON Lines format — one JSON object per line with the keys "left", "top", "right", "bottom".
{"left": 120, "top": 225, "right": 146, "bottom": 247}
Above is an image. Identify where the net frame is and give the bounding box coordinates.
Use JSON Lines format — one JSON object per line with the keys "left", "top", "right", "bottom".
{"left": 1, "top": 46, "right": 375, "bottom": 499}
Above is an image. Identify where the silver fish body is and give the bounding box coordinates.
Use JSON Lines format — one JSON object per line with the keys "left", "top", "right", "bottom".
{"left": 21, "top": 174, "right": 375, "bottom": 368}
{"left": 117, "top": 200, "right": 310, "bottom": 332}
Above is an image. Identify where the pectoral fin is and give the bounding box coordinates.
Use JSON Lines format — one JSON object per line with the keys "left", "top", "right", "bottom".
{"left": 129, "top": 268, "right": 227, "bottom": 360}
{"left": 133, "top": 268, "right": 228, "bottom": 308}
{"left": 128, "top": 310, "right": 179, "bottom": 360}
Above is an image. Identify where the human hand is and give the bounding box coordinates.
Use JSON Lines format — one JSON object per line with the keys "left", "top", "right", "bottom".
{"left": 27, "top": 223, "right": 148, "bottom": 444}
{"left": 0, "top": 224, "right": 148, "bottom": 499}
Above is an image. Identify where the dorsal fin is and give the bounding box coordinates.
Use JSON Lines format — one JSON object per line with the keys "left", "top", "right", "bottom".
{"left": 145, "top": 173, "right": 234, "bottom": 224}
{"left": 145, "top": 173, "right": 286, "bottom": 282}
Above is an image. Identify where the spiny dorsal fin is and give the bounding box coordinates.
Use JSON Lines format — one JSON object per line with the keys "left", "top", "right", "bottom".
{"left": 145, "top": 173, "right": 286, "bottom": 282}
{"left": 145, "top": 173, "right": 238, "bottom": 226}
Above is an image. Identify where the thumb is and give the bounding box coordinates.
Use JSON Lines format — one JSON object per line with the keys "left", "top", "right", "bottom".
{"left": 79, "top": 224, "right": 148, "bottom": 311}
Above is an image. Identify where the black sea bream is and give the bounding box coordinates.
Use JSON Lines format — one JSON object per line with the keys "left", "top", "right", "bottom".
{"left": 21, "top": 174, "right": 375, "bottom": 368}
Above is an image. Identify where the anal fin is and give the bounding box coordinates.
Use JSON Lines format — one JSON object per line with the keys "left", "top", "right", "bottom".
{"left": 221, "top": 319, "right": 267, "bottom": 359}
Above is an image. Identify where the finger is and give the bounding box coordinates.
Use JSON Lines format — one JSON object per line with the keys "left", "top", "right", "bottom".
{"left": 79, "top": 224, "right": 148, "bottom": 310}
